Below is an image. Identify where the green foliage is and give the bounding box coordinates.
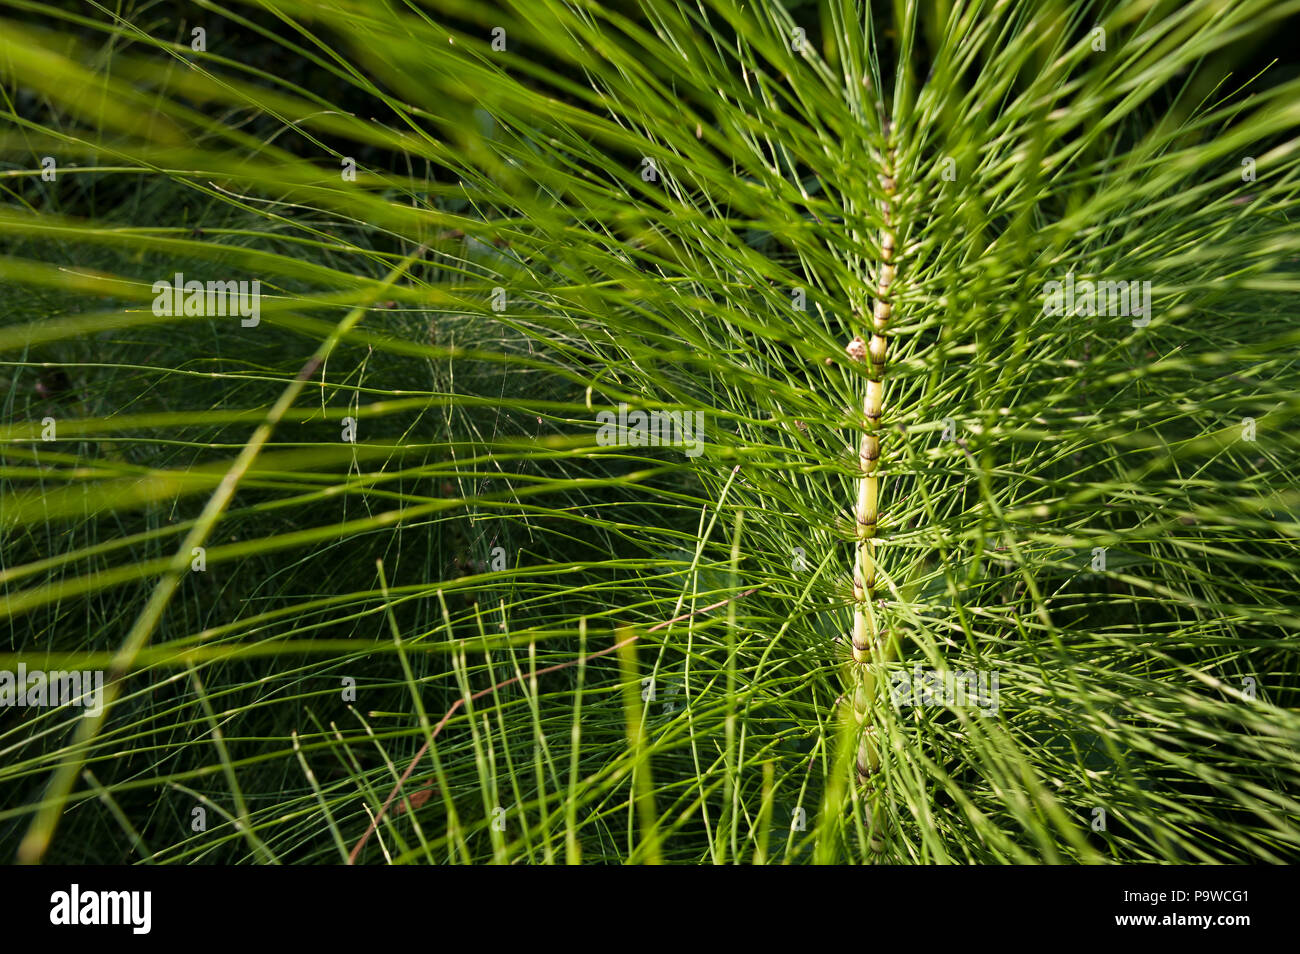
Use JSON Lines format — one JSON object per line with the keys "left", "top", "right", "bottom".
{"left": 1, "top": 0, "right": 1298, "bottom": 864}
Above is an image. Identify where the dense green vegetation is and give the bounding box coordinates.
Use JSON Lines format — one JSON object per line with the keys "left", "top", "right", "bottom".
{"left": 1, "top": 0, "right": 1298, "bottom": 864}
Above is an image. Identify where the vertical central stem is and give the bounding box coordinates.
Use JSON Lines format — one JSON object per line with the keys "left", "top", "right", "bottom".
{"left": 848, "top": 138, "right": 897, "bottom": 796}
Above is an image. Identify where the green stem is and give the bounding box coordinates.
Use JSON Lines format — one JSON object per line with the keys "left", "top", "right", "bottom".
{"left": 847, "top": 137, "right": 897, "bottom": 852}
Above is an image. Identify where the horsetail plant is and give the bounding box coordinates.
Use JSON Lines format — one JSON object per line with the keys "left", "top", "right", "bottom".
{"left": 846, "top": 131, "right": 898, "bottom": 828}
{"left": 2, "top": 0, "right": 1300, "bottom": 866}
